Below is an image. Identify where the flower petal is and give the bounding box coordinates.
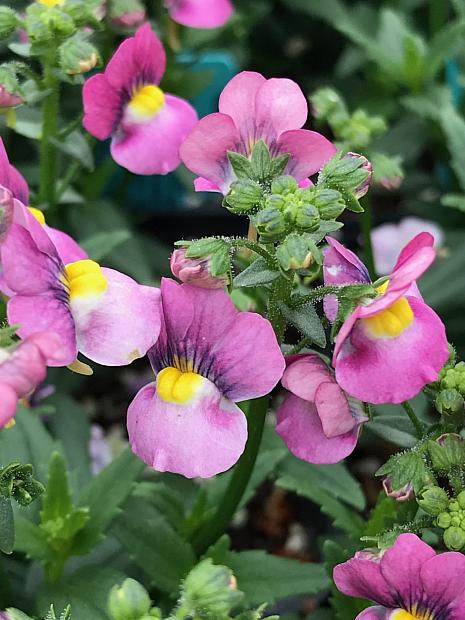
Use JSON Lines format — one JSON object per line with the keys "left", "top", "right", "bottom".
{"left": 127, "top": 379, "right": 247, "bottom": 478}
{"left": 387, "top": 233, "right": 435, "bottom": 296}
{"left": 0, "top": 383, "right": 17, "bottom": 428}
{"left": 334, "top": 297, "right": 448, "bottom": 403}
{"left": 71, "top": 268, "right": 162, "bottom": 366}
{"left": 168, "top": 0, "right": 233, "bottom": 28}
{"left": 194, "top": 177, "right": 221, "bottom": 192}
{"left": 180, "top": 112, "right": 239, "bottom": 194}
{"left": 82, "top": 73, "right": 122, "bottom": 141}
{"left": 419, "top": 551, "right": 465, "bottom": 617}
{"left": 356, "top": 608, "right": 389, "bottom": 620}
{"left": 315, "top": 380, "right": 356, "bottom": 437}
{"left": 276, "top": 393, "right": 359, "bottom": 464}
{"left": 277, "top": 129, "right": 337, "bottom": 181}
{"left": 0, "top": 137, "right": 29, "bottom": 204}
{"left": 45, "top": 226, "right": 88, "bottom": 264}
{"left": 282, "top": 354, "right": 333, "bottom": 402}
{"left": 111, "top": 94, "right": 198, "bottom": 175}
{"left": 218, "top": 71, "right": 266, "bottom": 131}
{"left": 255, "top": 79, "right": 308, "bottom": 136}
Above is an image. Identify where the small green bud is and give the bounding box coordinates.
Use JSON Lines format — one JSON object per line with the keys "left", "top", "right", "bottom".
{"left": 0, "top": 7, "right": 19, "bottom": 38}
{"left": 310, "top": 87, "right": 346, "bottom": 122}
{"left": 254, "top": 206, "right": 287, "bottom": 242}
{"left": 417, "top": 486, "right": 449, "bottom": 516}
{"left": 436, "top": 512, "right": 451, "bottom": 529}
{"left": 46, "top": 8, "right": 76, "bottom": 36}
{"left": 449, "top": 500, "right": 460, "bottom": 513}
{"left": 435, "top": 388, "right": 464, "bottom": 415}
{"left": 457, "top": 491, "right": 465, "bottom": 510}
{"left": 293, "top": 203, "right": 320, "bottom": 232}
{"left": 313, "top": 188, "right": 345, "bottom": 220}
{"left": 271, "top": 175, "right": 298, "bottom": 195}
{"left": 450, "top": 514, "right": 461, "bottom": 527}
{"left": 224, "top": 179, "right": 263, "bottom": 214}
{"left": 108, "top": 579, "right": 151, "bottom": 620}
{"left": 276, "top": 233, "right": 316, "bottom": 271}
{"left": 59, "top": 34, "right": 99, "bottom": 75}
{"left": 443, "top": 526, "right": 465, "bottom": 551}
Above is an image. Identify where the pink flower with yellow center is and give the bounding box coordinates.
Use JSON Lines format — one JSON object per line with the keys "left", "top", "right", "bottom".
{"left": 82, "top": 24, "right": 198, "bottom": 175}
{"left": 323, "top": 234, "right": 449, "bottom": 404}
{"left": 180, "top": 71, "right": 336, "bottom": 194}
{"left": 0, "top": 332, "right": 63, "bottom": 428}
{"left": 127, "top": 278, "right": 285, "bottom": 478}
{"left": 334, "top": 533, "right": 465, "bottom": 619}
{"left": 165, "top": 0, "right": 233, "bottom": 29}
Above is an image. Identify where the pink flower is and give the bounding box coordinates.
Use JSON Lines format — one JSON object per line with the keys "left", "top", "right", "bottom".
{"left": 323, "top": 234, "right": 449, "bottom": 404}
{"left": 165, "top": 0, "right": 233, "bottom": 29}
{"left": 372, "top": 216, "right": 444, "bottom": 275}
{"left": 1, "top": 222, "right": 162, "bottom": 368}
{"left": 170, "top": 248, "right": 228, "bottom": 289}
{"left": 334, "top": 533, "right": 465, "bottom": 619}
{"left": 82, "top": 24, "right": 198, "bottom": 175}
{"left": 0, "top": 332, "right": 63, "bottom": 428}
{"left": 127, "top": 278, "right": 285, "bottom": 478}
{"left": 276, "top": 354, "right": 367, "bottom": 464}
{"left": 180, "top": 71, "right": 336, "bottom": 194}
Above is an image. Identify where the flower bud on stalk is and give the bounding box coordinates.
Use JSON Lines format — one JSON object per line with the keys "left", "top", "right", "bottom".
{"left": 224, "top": 179, "right": 263, "bottom": 214}
{"left": 276, "top": 233, "right": 321, "bottom": 271}
{"left": 345, "top": 152, "right": 373, "bottom": 198}
{"left": 108, "top": 579, "right": 152, "bottom": 620}
{"left": 0, "top": 68, "right": 23, "bottom": 109}
{"left": 170, "top": 248, "right": 228, "bottom": 289}
{"left": 59, "top": 35, "right": 99, "bottom": 75}
{"left": 382, "top": 476, "right": 414, "bottom": 502}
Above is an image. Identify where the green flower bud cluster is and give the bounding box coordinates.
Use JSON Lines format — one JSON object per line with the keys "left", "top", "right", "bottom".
{"left": 435, "top": 491, "right": 465, "bottom": 551}
{"left": 433, "top": 357, "right": 465, "bottom": 417}
{"left": 59, "top": 32, "right": 99, "bottom": 75}
{"left": 440, "top": 361, "right": 465, "bottom": 396}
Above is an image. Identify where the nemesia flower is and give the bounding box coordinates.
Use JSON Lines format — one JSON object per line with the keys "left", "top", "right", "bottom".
{"left": 334, "top": 533, "right": 465, "bottom": 619}
{"left": 0, "top": 332, "right": 63, "bottom": 428}
{"left": 276, "top": 354, "right": 367, "bottom": 464}
{"left": 165, "top": 0, "right": 233, "bottom": 29}
{"left": 323, "top": 234, "right": 449, "bottom": 404}
{"left": 127, "top": 278, "right": 285, "bottom": 478}
{"left": 170, "top": 248, "right": 228, "bottom": 289}
{"left": 1, "top": 222, "right": 162, "bottom": 367}
{"left": 180, "top": 71, "right": 336, "bottom": 194}
{"left": 372, "top": 217, "right": 444, "bottom": 275}
{"left": 82, "top": 24, "right": 198, "bottom": 174}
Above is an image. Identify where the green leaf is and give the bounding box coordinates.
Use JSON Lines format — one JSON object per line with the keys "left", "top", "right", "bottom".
{"left": 442, "top": 193, "right": 465, "bottom": 213}
{"left": 269, "top": 153, "right": 290, "bottom": 178}
{"left": 112, "top": 497, "right": 196, "bottom": 594}
{"left": 280, "top": 302, "right": 326, "bottom": 348}
{"left": 51, "top": 131, "right": 94, "bottom": 171}
{"left": 0, "top": 496, "right": 14, "bottom": 554}
{"left": 131, "top": 482, "right": 185, "bottom": 532}
{"left": 225, "top": 551, "right": 329, "bottom": 605}
{"left": 438, "top": 104, "right": 465, "bottom": 193}
{"left": 250, "top": 140, "right": 271, "bottom": 179}
{"left": 185, "top": 237, "right": 227, "bottom": 259}
{"left": 41, "top": 453, "right": 73, "bottom": 524}
{"left": 79, "top": 229, "right": 131, "bottom": 262}
{"left": 14, "top": 516, "right": 48, "bottom": 560}
{"left": 72, "top": 448, "right": 144, "bottom": 554}
{"left": 234, "top": 257, "right": 280, "bottom": 288}
{"left": 209, "top": 243, "right": 230, "bottom": 277}
{"left": 368, "top": 413, "right": 417, "bottom": 448}
{"left": 228, "top": 151, "right": 254, "bottom": 180}
{"left": 425, "top": 21, "right": 465, "bottom": 80}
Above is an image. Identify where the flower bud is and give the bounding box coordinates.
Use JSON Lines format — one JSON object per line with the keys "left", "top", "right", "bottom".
{"left": 170, "top": 248, "right": 228, "bottom": 289}
{"left": 457, "top": 491, "right": 465, "bottom": 510}
{"left": 276, "top": 233, "right": 316, "bottom": 271}
{"left": 254, "top": 206, "right": 287, "bottom": 242}
{"left": 110, "top": 0, "right": 146, "bottom": 28}
{"left": 271, "top": 175, "right": 299, "bottom": 195}
{"left": 224, "top": 179, "right": 263, "bottom": 214}
{"left": 313, "top": 188, "right": 345, "bottom": 220}
{"left": 345, "top": 152, "right": 373, "bottom": 199}
{"left": 0, "top": 7, "right": 18, "bottom": 38}
{"left": 179, "top": 559, "right": 243, "bottom": 617}
{"left": 443, "top": 526, "right": 465, "bottom": 551}
{"left": 435, "top": 388, "right": 464, "bottom": 415}
{"left": 59, "top": 35, "right": 99, "bottom": 75}
{"left": 0, "top": 68, "right": 22, "bottom": 109}
{"left": 108, "top": 578, "right": 151, "bottom": 620}
{"left": 436, "top": 512, "right": 451, "bottom": 529}
{"left": 293, "top": 203, "right": 320, "bottom": 232}
{"left": 310, "top": 87, "right": 345, "bottom": 122}
{"left": 417, "top": 486, "right": 449, "bottom": 516}
{"left": 382, "top": 477, "right": 414, "bottom": 502}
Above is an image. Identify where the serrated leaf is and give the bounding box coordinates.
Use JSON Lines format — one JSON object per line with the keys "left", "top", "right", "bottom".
{"left": 0, "top": 496, "right": 14, "bottom": 554}
{"left": 80, "top": 229, "right": 131, "bottom": 262}
{"left": 280, "top": 302, "right": 326, "bottom": 347}
{"left": 186, "top": 237, "right": 226, "bottom": 258}
{"left": 228, "top": 151, "right": 254, "bottom": 179}
{"left": 225, "top": 550, "right": 329, "bottom": 605}
{"left": 234, "top": 257, "right": 280, "bottom": 287}
{"left": 210, "top": 243, "right": 230, "bottom": 276}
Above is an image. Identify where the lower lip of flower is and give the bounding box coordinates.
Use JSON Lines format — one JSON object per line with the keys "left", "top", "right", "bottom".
{"left": 128, "top": 84, "right": 165, "bottom": 120}
{"left": 156, "top": 366, "right": 203, "bottom": 403}
{"left": 63, "top": 259, "right": 108, "bottom": 300}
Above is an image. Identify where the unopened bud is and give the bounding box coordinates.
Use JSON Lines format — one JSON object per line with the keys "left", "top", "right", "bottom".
{"left": 0, "top": 7, "right": 18, "bottom": 38}
{"left": 108, "top": 578, "right": 151, "bottom": 620}
{"left": 382, "top": 477, "right": 414, "bottom": 502}
{"left": 170, "top": 248, "right": 228, "bottom": 289}
{"left": 0, "top": 67, "right": 22, "bottom": 109}
{"left": 271, "top": 175, "right": 298, "bottom": 196}
{"left": 310, "top": 88, "right": 345, "bottom": 122}
{"left": 254, "top": 206, "right": 287, "bottom": 242}
{"left": 417, "top": 486, "right": 449, "bottom": 516}
{"left": 443, "top": 526, "right": 465, "bottom": 551}
{"left": 437, "top": 512, "right": 451, "bottom": 529}
{"left": 435, "top": 388, "right": 464, "bottom": 415}
{"left": 313, "top": 188, "right": 345, "bottom": 220}
{"left": 345, "top": 153, "right": 373, "bottom": 199}
{"left": 276, "top": 233, "right": 316, "bottom": 271}
{"left": 293, "top": 203, "right": 320, "bottom": 232}
{"left": 59, "top": 35, "right": 99, "bottom": 75}
{"left": 224, "top": 179, "right": 263, "bottom": 214}
{"left": 457, "top": 491, "right": 465, "bottom": 510}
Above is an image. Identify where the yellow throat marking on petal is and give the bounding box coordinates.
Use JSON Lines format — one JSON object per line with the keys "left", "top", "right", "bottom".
{"left": 128, "top": 84, "right": 165, "bottom": 119}
{"left": 38, "top": 0, "right": 64, "bottom": 6}
{"left": 64, "top": 259, "right": 108, "bottom": 300}
{"left": 28, "top": 207, "right": 46, "bottom": 225}
{"left": 363, "top": 279, "right": 413, "bottom": 338}
{"left": 390, "top": 608, "right": 435, "bottom": 620}
{"left": 157, "top": 366, "right": 203, "bottom": 404}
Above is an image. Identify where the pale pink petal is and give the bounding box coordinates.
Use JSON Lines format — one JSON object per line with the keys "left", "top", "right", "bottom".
{"left": 127, "top": 379, "right": 247, "bottom": 478}
{"left": 82, "top": 73, "right": 122, "bottom": 141}
{"left": 315, "top": 381, "right": 356, "bottom": 437}
{"left": 168, "top": 0, "right": 233, "bottom": 28}
{"left": 335, "top": 297, "right": 449, "bottom": 404}
{"left": 0, "top": 185, "right": 14, "bottom": 242}
{"left": 276, "top": 394, "right": 359, "bottom": 464}
{"left": 8, "top": 163, "right": 29, "bottom": 205}
{"left": 218, "top": 71, "right": 266, "bottom": 130}
{"left": 180, "top": 112, "right": 239, "bottom": 194}
{"left": 281, "top": 354, "right": 333, "bottom": 402}
{"left": 111, "top": 94, "right": 198, "bottom": 175}
{"left": 255, "top": 78, "right": 308, "bottom": 136}
{"left": 71, "top": 268, "right": 162, "bottom": 366}
{"left": 45, "top": 226, "right": 88, "bottom": 264}
{"left": 277, "top": 129, "right": 336, "bottom": 182}
{"left": 194, "top": 177, "right": 221, "bottom": 192}
{"left": 324, "top": 236, "right": 371, "bottom": 286}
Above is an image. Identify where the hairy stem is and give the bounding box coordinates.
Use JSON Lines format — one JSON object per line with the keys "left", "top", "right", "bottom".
{"left": 38, "top": 62, "right": 60, "bottom": 211}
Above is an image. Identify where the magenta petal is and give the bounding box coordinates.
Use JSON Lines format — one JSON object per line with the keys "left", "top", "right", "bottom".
{"left": 379, "top": 534, "right": 436, "bottom": 608}
{"left": 127, "top": 379, "right": 247, "bottom": 478}
{"left": 168, "top": 0, "right": 233, "bottom": 28}
{"left": 255, "top": 79, "right": 308, "bottom": 136}
{"left": 194, "top": 177, "right": 221, "bottom": 192}
{"left": 71, "top": 268, "right": 161, "bottom": 366}
{"left": 276, "top": 394, "right": 359, "bottom": 464}
{"left": 82, "top": 74, "right": 122, "bottom": 141}
{"left": 315, "top": 381, "right": 356, "bottom": 437}
{"left": 387, "top": 234, "right": 436, "bottom": 296}
{"left": 105, "top": 23, "right": 166, "bottom": 90}
{"left": 0, "top": 185, "right": 14, "bottom": 242}
{"left": 218, "top": 71, "right": 266, "bottom": 130}
{"left": 277, "top": 129, "right": 337, "bottom": 181}
{"left": 111, "top": 94, "right": 198, "bottom": 175}
{"left": 8, "top": 295, "right": 77, "bottom": 367}
{"left": 45, "top": 226, "right": 87, "bottom": 264}
{"left": 335, "top": 297, "right": 448, "bottom": 404}
{"left": 180, "top": 112, "right": 239, "bottom": 194}
{"left": 333, "top": 553, "right": 397, "bottom": 608}
{"left": 324, "top": 236, "right": 371, "bottom": 285}
{"left": 0, "top": 137, "right": 29, "bottom": 204}
{"left": 0, "top": 383, "right": 17, "bottom": 427}
{"left": 420, "top": 552, "right": 465, "bottom": 616}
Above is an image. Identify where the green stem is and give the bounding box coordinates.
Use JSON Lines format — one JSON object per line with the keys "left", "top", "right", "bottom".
{"left": 401, "top": 401, "right": 424, "bottom": 438}
{"left": 38, "top": 63, "right": 60, "bottom": 211}
{"left": 232, "top": 238, "right": 276, "bottom": 266}
{"left": 289, "top": 336, "right": 310, "bottom": 355}
{"left": 360, "top": 199, "right": 376, "bottom": 279}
